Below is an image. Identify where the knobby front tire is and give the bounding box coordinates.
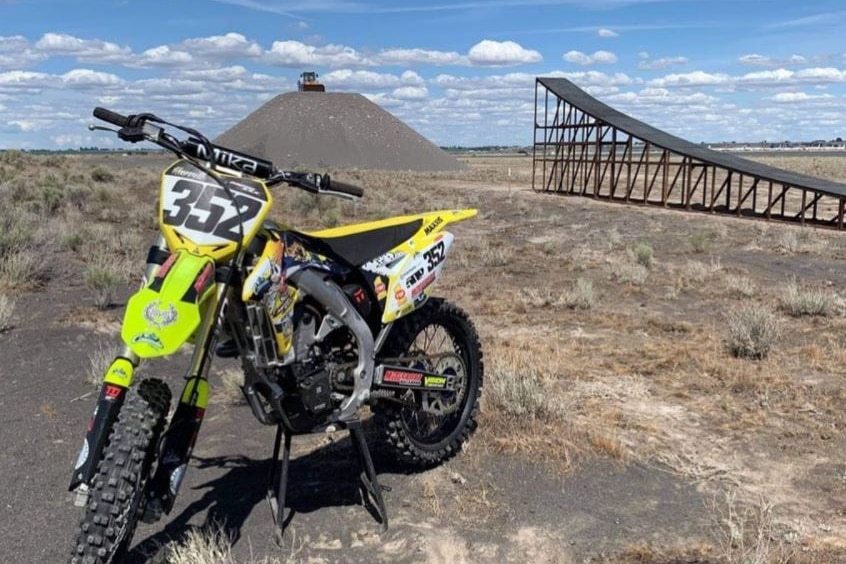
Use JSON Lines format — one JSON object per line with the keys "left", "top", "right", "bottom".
{"left": 70, "top": 379, "right": 171, "bottom": 564}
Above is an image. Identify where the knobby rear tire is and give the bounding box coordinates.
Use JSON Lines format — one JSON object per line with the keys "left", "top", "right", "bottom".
{"left": 375, "top": 299, "right": 483, "bottom": 467}
{"left": 70, "top": 379, "right": 171, "bottom": 564}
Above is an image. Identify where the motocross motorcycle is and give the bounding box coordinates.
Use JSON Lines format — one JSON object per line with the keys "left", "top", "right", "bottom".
{"left": 68, "top": 108, "right": 484, "bottom": 563}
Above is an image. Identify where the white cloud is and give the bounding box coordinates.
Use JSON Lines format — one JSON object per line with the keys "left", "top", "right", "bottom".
{"left": 563, "top": 50, "right": 618, "bottom": 65}
{"left": 134, "top": 46, "right": 194, "bottom": 67}
{"left": 175, "top": 66, "right": 251, "bottom": 82}
{"left": 179, "top": 32, "right": 262, "bottom": 59}
{"left": 266, "top": 40, "right": 370, "bottom": 67}
{"left": 561, "top": 70, "right": 634, "bottom": 87}
{"left": 467, "top": 40, "right": 542, "bottom": 66}
{"left": 377, "top": 48, "right": 465, "bottom": 66}
{"left": 607, "top": 87, "right": 717, "bottom": 106}
{"left": 61, "top": 69, "right": 123, "bottom": 89}
{"left": 794, "top": 67, "right": 846, "bottom": 83}
{"left": 393, "top": 86, "right": 428, "bottom": 100}
{"left": 739, "top": 53, "right": 808, "bottom": 67}
{"left": 648, "top": 71, "right": 731, "bottom": 87}
{"left": 638, "top": 56, "right": 688, "bottom": 71}
{"left": 0, "top": 35, "right": 45, "bottom": 69}
{"left": 401, "top": 70, "right": 425, "bottom": 85}
{"left": 597, "top": 28, "right": 618, "bottom": 38}
{"left": 0, "top": 70, "right": 52, "bottom": 92}
{"left": 435, "top": 70, "right": 632, "bottom": 94}
{"left": 10, "top": 120, "right": 41, "bottom": 132}
{"left": 52, "top": 133, "right": 94, "bottom": 147}
{"left": 771, "top": 91, "right": 835, "bottom": 103}
{"left": 322, "top": 69, "right": 404, "bottom": 90}
{"left": 34, "top": 33, "right": 131, "bottom": 64}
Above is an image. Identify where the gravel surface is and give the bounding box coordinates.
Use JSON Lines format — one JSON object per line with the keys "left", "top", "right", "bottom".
{"left": 215, "top": 92, "right": 465, "bottom": 172}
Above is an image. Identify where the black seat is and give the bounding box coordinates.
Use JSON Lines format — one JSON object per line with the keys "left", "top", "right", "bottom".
{"left": 297, "top": 219, "right": 422, "bottom": 266}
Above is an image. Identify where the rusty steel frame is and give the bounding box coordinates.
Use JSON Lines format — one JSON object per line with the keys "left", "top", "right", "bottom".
{"left": 532, "top": 78, "right": 846, "bottom": 230}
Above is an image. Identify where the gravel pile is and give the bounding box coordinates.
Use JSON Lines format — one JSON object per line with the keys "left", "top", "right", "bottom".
{"left": 215, "top": 92, "right": 465, "bottom": 172}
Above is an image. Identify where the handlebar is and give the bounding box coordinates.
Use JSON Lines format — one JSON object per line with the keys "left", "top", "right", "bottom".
{"left": 93, "top": 107, "right": 130, "bottom": 128}
{"left": 325, "top": 179, "right": 364, "bottom": 198}
{"left": 91, "top": 107, "right": 364, "bottom": 199}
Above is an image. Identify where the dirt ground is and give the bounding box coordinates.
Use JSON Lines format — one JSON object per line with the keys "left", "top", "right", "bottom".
{"left": 1, "top": 152, "right": 845, "bottom": 562}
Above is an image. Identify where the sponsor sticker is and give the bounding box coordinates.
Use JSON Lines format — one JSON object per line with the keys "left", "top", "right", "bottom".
{"left": 411, "top": 273, "right": 436, "bottom": 298}
{"left": 104, "top": 384, "right": 123, "bottom": 400}
{"left": 374, "top": 276, "right": 387, "bottom": 300}
{"left": 132, "top": 332, "right": 164, "bottom": 350}
{"left": 156, "top": 253, "right": 178, "bottom": 280}
{"left": 395, "top": 287, "right": 406, "bottom": 304}
{"left": 424, "top": 376, "right": 447, "bottom": 388}
{"left": 143, "top": 300, "right": 178, "bottom": 329}
{"left": 363, "top": 251, "right": 406, "bottom": 276}
{"left": 424, "top": 216, "right": 443, "bottom": 236}
{"left": 73, "top": 439, "right": 90, "bottom": 470}
{"left": 193, "top": 263, "right": 214, "bottom": 295}
{"left": 404, "top": 266, "right": 426, "bottom": 288}
{"left": 383, "top": 369, "right": 423, "bottom": 386}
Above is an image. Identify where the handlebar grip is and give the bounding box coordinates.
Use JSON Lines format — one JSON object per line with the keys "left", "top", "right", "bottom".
{"left": 327, "top": 179, "right": 364, "bottom": 198}
{"left": 93, "top": 107, "right": 129, "bottom": 127}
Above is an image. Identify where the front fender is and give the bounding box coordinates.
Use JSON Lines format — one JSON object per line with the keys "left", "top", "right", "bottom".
{"left": 121, "top": 250, "right": 215, "bottom": 358}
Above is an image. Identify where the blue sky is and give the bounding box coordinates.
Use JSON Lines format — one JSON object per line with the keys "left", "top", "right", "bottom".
{"left": 1, "top": 0, "right": 846, "bottom": 148}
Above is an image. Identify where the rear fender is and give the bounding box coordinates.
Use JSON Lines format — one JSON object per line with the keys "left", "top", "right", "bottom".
{"left": 121, "top": 250, "right": 216, "bottom": 358}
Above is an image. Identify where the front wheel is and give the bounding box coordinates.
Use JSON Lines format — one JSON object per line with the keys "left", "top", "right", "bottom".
{"left": 375, "top": 299, "right": 483, "bottom": 466}
{"left": 70, "top": 379, "right": 171, "bottom": 564}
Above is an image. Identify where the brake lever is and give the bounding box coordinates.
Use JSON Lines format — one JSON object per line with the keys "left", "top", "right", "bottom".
{"left": 89, "top": 123, "right": 144, "bottom": 143}
{"left": 88, "top": 124, "right": 119, "bottom": 134}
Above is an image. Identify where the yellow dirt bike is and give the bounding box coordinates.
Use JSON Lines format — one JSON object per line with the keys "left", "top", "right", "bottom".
{"left": 68, "top": 108, "right": 483, "bottom": 563}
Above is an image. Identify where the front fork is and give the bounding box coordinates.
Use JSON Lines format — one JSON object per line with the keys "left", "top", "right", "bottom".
{"left": 70, "top": 241, "right": 224, "bottom": 514}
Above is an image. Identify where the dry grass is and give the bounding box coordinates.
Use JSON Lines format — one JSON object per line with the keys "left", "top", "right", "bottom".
{"left": 477, "top": 240, "right": 512, "bottom": 267}
{"left": 689, "top": 231, "right": 716, "bottom": 253}
{"left": 164, "top": 524, "right": 299, "bottom": 564}
{"left": 773, "top": 228, "right": 829, "bottom": 256}
{"left": 725, "top": 304, "right": 780, "bottom": 360}
{"left": 87, "top": 341, "right": 120, "bottom": 387}
{"left": 560, "top": 278, "right": 595, "bottom": 310}
{"left": 214, "top": 367, "right": 246, "bottom": 405}
{"left": 0, "top": 250, "right": 50, "bottom": 290}
{"left": 84, "top": 255, "right": 127, "bottom": 310}
{"left": 724, "top": 274, "right": 757, "bottom": 299}
{"left": 779, "top": 279, "right": 839, "bottom": 317}
{"left": 0, "top": 293, "right": 14, "bottom": 332}
{"left": 632, "top": 242, "right": 654, "bottom": 268}
{"left": 711, "top": 490, "right": 794, "bottom": 564}
{"left": 678, "top": 257, "right": 723, "bottom": 287}
{"left": 565, "top": 246, "right": 592, "bottom": 271}
{"left": 608, "top": 260, "right": 649, "bottom": 286}
{"left": 486, "top": 352, "right": 559, "bottom": 420}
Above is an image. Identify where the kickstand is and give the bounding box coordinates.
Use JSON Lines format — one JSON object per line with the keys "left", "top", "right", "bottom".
{"left": 347, "top": 420, "right": 390, "bottom": 532}
{"left": 267, "top": 424, "right": 292, "bottom": 542}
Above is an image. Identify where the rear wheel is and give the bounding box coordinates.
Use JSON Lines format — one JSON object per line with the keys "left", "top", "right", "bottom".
{"left": 70, "top": 379, "right": 171, "bottom": 564}
{"left": 375, "top": 299, "right": 483, "bottom": 466}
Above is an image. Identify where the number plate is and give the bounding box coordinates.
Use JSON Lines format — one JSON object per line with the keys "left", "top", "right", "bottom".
{"left": 160, "top": 161, "right": 269, "bottom": 247}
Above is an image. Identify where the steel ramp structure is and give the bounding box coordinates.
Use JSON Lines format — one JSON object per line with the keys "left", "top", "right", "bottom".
{"left": 533, "top": 77, "right": 846, "bottom": 229}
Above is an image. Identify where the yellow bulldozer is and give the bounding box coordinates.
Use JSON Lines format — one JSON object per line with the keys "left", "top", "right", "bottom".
{"left": 298, "top": 71, "right": 325, "bottom": 92}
